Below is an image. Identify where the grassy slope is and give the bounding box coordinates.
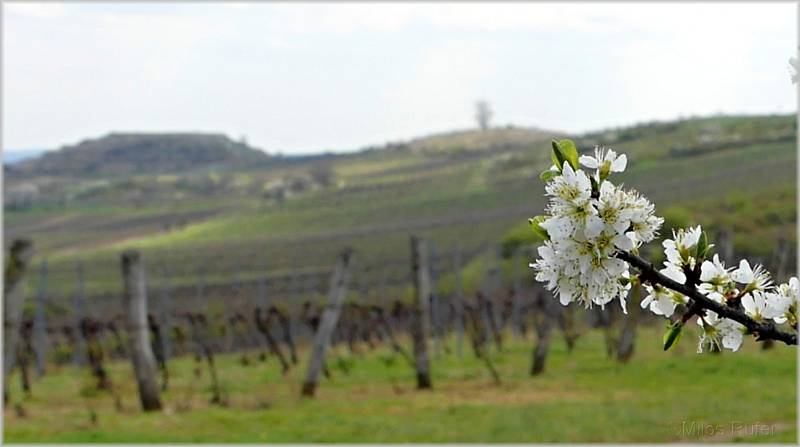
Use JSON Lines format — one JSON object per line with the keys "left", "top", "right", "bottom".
{"left": 30, "top": 140, "right": 798, "bottom": 298}
{"left": 3, "top": 327, "right": 795, "bottom": 443}
{"left": 5, "top": 114, "right": 796, "bottom": 299}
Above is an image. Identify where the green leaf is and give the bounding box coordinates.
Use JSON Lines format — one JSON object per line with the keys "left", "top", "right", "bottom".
{"left": 550, "top": 141, "right": 565, "bottom": 172}
{"left": 528, "top": 216, "right": 549, "bottom": 241}
{"left": 695, "top": 231, "right": 708, "bottom": 259}
{"left": 553, "top": 139, "right": 580, "bottom": 170}
{"left": 662, "top": 321, "right": 683, "bottom": 351}
{"left": 539, "top": 169, "right": 557, "bottom": 182}
{"left": 697, "top": 231, "right": 715, "bottom": 260}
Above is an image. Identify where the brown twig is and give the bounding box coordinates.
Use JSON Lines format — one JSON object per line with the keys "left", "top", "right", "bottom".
{"left": 617, "top": 251, "right": 797, "bottom": 346}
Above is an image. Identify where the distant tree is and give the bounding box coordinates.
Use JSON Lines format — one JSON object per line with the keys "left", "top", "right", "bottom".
{"left": 475, "top": 100, "right": 493, "bottom": 131}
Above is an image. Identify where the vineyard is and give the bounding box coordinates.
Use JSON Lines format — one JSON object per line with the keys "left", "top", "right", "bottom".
{"left": 3, "top": 113, "right": 798, "bottom": 443}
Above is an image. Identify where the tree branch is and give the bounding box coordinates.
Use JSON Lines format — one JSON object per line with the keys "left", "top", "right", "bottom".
{"left": 616, "top": 251, "right": 797, "bottom": 346}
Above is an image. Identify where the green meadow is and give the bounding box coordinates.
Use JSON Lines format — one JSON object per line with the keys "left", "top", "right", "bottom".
{"left": 3, "top": 327, "right": 796, "bottom": 443}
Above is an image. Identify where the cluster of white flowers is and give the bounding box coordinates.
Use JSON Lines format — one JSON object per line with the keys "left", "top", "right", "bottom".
{"left": 531, "top": 146, "right": 664, "bottom": 313}
{"left": 698, "top": 274, "right": 798, "bottom": 353}
{"left": 640, "top": 224, "right": 798, "bottom": 353}
{"left": 532, "top": 142, "right": 797, "bottom": 354}
{"left": 639, "top": 226, "right": 703, "bottom": 318}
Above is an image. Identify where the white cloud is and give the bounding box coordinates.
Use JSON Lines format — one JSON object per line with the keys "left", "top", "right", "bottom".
{"left": 3, "top": 2, "right": 795, "bottom": 153}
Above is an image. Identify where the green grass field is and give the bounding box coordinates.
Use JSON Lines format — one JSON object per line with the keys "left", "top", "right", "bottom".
{"left": 4, "top": 326, "right": 796, "bottom": 443}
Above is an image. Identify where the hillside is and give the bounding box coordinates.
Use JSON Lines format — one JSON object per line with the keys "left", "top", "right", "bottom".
{"left": 5, "top": 132, "right": 271, "bottom": 179}
{"left": 3, "top": 114, "right": 796, "bottom": 304}
{"left": 403, "top": 126, "right": 563, "bottom": 153}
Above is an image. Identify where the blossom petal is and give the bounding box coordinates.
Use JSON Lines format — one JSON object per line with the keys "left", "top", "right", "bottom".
{"left": 656, "top": 294, "right": 676, "bottom": 317}
{"left": 559, "top": 288, "right": 574, "bottom": 306}
{"left": 731, "top": 259, "right": 754, "bottom": 284}
{"left": 611, "top": 154, "right": 627, "bottom": 172}
{"left": 741, "top": 294, "right": 756, "bottom": 316}
{"left": 584, "top": 215, "right": 605, "bottom": 239}
{"left": 722, "top": 330, "right": 743, "bottom": 351}
{"left": 699, "top": 260, "right": 717, "bottom": 282}
{"left": 612, "top": 234, "right": 634, "bottom": 251}
{"left": 579, "top": 155, "right": 599, "bottom": 169}
{"left": 661, "top": 265, "right": 686, "bottom": 284}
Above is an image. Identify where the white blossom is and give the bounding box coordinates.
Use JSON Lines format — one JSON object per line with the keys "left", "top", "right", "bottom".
{"left": 718, "top": 318, "right": 745, "bottom": 352}
{"left": 741, "top": 292, "right": 767, "bottom": 321}
{"left": 579, "top": 146, "right": 627, "bottom": 178}
{"left": 641, "top": 284, "right": 687, "bottom": 317}
{"left": 593, "top": 182, "right": 634, "bottom": 237}
{"left": 663, "top": 226, "right": 702, "bottom": 270}
{"left": 625, "top": 192, "right": 663, "bottom": 247}
{"left": 764, "top": 277, "right": 798, "bottom": 324}
{"left": 545, "top": 162, "right": 592, "bottom": 205}
{"left": 531, "top": 144, "right": 794, "bottom": 356}
{"left": 698, "top": 254, "right": 733, "bottom": 303}
{"left": 700, "top": 254, "right": 729, "bottom": 283}
{"left": 532, "top": 149, "right": 661, "bottom": 313}
{"left": 696, "top": 311, "right": 745, "bottom": 353}
{"left": 731, "top": 259, "right": 772, "bottom": 293}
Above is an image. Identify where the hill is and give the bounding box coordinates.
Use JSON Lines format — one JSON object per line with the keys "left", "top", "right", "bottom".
{"left": 5, "top": 132, "right": 272, "bottom": 179}
{"left": 3, "top": 114, "right": 796, "bottom": 303}
{"left": 403, "top": 126, "right": 563, "bottom": 154}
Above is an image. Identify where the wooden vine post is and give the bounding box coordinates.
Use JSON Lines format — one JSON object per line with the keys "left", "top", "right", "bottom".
{"left": 301, "top": 248, "right": 354, "bottom": 397}
{"left": 120, "top": 250, "right": 162, "bottom": 411}
{"left": 3, "top": 239, "right": 33, "bottom": 402}
{"left": 409, "top": 235, "right": 433, "bottom": 389}
{"left": 33, "top": 261, "right": 48, "bottom": 377}
{"left": 452, "top": 246, "right": 465, "bottom": 357}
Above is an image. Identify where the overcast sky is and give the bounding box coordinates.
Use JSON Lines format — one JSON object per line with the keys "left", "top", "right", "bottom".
{"left": 3, "top": 2, "right": 797, "bottom": 154}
